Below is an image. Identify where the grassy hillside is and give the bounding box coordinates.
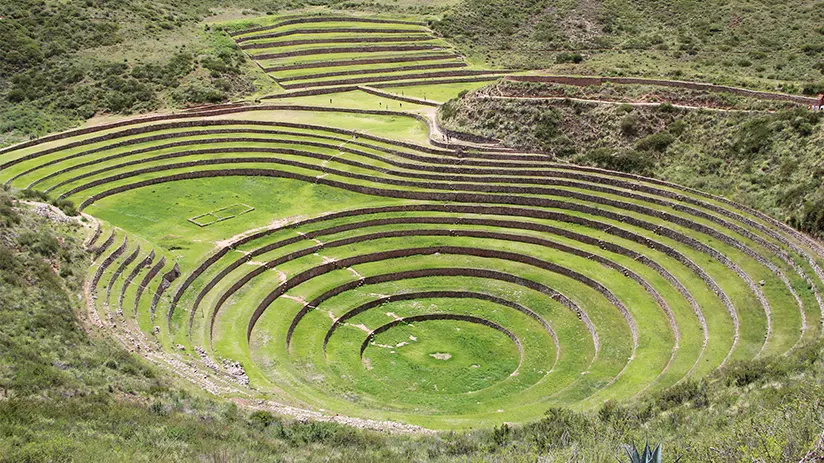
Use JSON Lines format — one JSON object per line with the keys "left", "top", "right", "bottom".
{"left": 439, "top": 80, "right": 824, "bottom": 238}
{"left": 0, "top": 190, "right": 821, "bottom": 461}
{"left": 0, "top": 0, "right": 265, "bottom": 147}
{"left": 433, "top": 0, "right": 824, "bottom": 92}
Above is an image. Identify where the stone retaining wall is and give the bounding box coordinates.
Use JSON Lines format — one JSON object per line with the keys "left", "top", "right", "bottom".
{"left": 281, "top": 62, "right": 465, "bottom": 83}
{"left": 107, "top": 245, "right": 140, "bottom": 308}
{"left": 151, "top": 263, "right": 180, "bottom": 318}
{"left": 241, "top": 35, "right": 433, "bottom": 50}
{"left": 253, "top": 44, "right": 439, "bottom": 61}
{"left": 230, "top": 16, "right": 426, "bottom": 38}
{"left": 87, "top": 171, "right": 741, "bottom": 346}
{"left": 264, "top": 53, "right": 457, "bottom": 72}
{"left": 134, "top": 257, "right": 165, "bottom": 317}
{"left": 92, "top": 237, "right": 128, "bottom": 291}
{"left": 247, "top": 245, "right": 622, "bottom": 348}
{"left": 506, "top": 75, "right": 817, "bottom": 105}
{"left": 92, "top": 229, "right": 116, "bottom": 259}
{"left": 358, "top": 86, "right": 440, "bottom": 107}
{"left": 320, "top": 290, "right": 557, "bottom": 352}
{"left": 235, "top": 27, "right": 422, "bottom": 44}
{"left": 281, "top": 70, "right": 504, "bottom": 90}
{"left": 120, "top": 250, "right": 155, "bottom": 315}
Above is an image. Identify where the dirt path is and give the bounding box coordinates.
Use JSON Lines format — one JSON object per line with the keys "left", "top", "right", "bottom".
{"left": 474, "top": 95, "right": 778, "bottom": 113}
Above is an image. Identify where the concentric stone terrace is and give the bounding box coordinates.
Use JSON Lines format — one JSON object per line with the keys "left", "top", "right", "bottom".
{"left": 3, "top": 56, "right": 823, "bottom": 429}
{"left": 230, "top": 14, "right": 507, "bottom": 93}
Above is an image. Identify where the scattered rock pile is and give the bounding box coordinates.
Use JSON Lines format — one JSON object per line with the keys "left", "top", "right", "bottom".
{"left": 223, "top": 360, "right": 250, "bottom": 386}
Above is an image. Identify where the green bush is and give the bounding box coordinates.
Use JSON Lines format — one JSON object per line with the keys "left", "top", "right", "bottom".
{"left": 555, "top": 52, "right": 584, "bottom": 64}
{"left": 655, "top": 379, "right": 708, "bottom": 410}
{"left": 534, "top": 109, "right": 563, "bottom": 149}
{"left": 583, "top": 148, "right": 654, "bottom": 174}
{"left": 0, "top": 192, "right": 20, "bottom": 227}
{"left": 52, "top": 198, "right": 77, "bottom": 217}
{"left": 635, "top": 132, "right": 675, "bottom": 153}
{"left": 722, "top": 358, "right": 768, "bottom": 387}
{"left": 18, "top": 230, "right": 60, "bottom": 257}
{"left": 249, "top": 410, "right": 277, "bottom": 429}
{"left": 730, "top": 117, "right": 773, "bottom": 157}
{"left": 620, "top": 114, "right": 640, "bottom": 136}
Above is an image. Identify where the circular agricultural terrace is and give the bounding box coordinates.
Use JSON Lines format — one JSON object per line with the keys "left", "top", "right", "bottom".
{"left": 3, "top": 14, "right": 824, "bottom": 430}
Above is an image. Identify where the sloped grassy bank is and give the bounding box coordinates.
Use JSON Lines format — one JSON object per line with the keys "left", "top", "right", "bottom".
{"left": 438, "top": 81, "right": 824, "bottom": 239}
{"left": 0, "top": 187, "right": 821, "bottom": 462}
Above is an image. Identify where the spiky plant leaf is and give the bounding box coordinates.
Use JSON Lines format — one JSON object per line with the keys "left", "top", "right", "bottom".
{"left": 651, "top": 444, "right": 662, "bottom": 463}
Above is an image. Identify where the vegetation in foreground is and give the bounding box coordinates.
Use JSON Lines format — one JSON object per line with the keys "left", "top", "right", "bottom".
{"left": 0, "top": 187, "right": 821, "bottom": 462}
{"left": 439, "top": 81, "right": 824, "bottom": 239}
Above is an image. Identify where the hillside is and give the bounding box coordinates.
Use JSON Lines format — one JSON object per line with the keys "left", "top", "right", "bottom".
{"left": 438, "top": 79, "right": 824, "bottom": 238}
{"left": 433, "top": 0, "right": 824, "bottom": 92}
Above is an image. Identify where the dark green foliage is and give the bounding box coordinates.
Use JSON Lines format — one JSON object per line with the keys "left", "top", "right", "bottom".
{"left": 17, "top": 230, "right": 60, "bottom": 258}
{"left": 249, "top": 410, "right": 277, "bottom": 428}
{"left": 523, "top": 407, "right": 590, "bottom": 452}
{"left": 0, "top": 192, "right": 20, "bottom": 228}
{"left": 534, "top": 109, "right": 561, "bottom": 143}
{"left": 555, "top": 52, "right": 584, "bottom": 64}
{"left": 635, "top": 132, "right": 675, "bottom": 153}
{"left": 439, "top": 99, "right": 459, "bottom": 121}
{"left": 722, "top": 358, "right": 769, "bottom": 387}
{"left": 432, "top": 0, "right": 824, "bottom": 93}
{"left": 492, "top": 423, "right": 511, "bottom": 446}
{"left": 584, "top": 148, "right": 654, "bottom": 174}
{"left": 18, "top": 189, "right": 78, "bottom": 217}
{"left": 53, "top": 199, "right": 77, "bottom": 217}
{"left": 730, "top": 116, "right": 773, "bottom": 158}
{"left": 620, "top": 114, "right": 640, "bottom": 136}
{"left": 0, "top": 1, "right": 256, "bottom": 144}
{"left": 655, "top": 380, "right": 708, "bottom": 411}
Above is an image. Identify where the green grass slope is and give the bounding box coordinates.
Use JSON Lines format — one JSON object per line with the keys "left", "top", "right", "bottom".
{"left": 433, "top": 0, "right": 824, "bottom": 92}
{"left": 438, "top": 79, "right": 824, "bottom": 239}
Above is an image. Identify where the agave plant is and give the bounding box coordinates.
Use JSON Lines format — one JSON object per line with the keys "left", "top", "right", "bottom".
{"left": 623, "top": 442, "right": 663, "bottom": 463}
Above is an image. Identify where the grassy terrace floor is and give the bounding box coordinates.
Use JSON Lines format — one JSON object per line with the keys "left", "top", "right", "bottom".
{"left": 2, "top": 12, "right": 823, "bottom": 431}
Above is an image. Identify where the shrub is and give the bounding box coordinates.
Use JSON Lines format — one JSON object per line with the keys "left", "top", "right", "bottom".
{"left": 492, "top": 423, "right": 511, "bottom": 446}
{"left": 722, "top": 358, "right": 768, "bottom": 387}
{"left": 249, "top": 410, "right": 276, "bottom": 429}
{"left": 668, "top": 119, "right": 687, "bottom": 136}
{"left": 556, "top": 52, "right": 584, "bottom": 64}
{"left": 0, "top": 192, "right": 20, "bottom": 227}
{"left": 18, "top": 230, "right": 60, "bottom": 257}
{"left": 523, "top": 407, "right": 590, "bottom": 452}
{"left": 730, "top": 117, "right": 773, "bottom": 157}
{"left": 657, "top": 102, "right": 677, "bottom": 113}
{"left": 440, "top": 99, "right": 459, "bottom": 121}
{"left": 19, "top": 189, "right": 49, "bottom": 202}
{"left": 801, "top": 81, "right": 824, "bottom": 95}
{"left": 620, "top": 114, "right": 640, "bottom": 135}
{"left": 583, "top": 148, "right": 654, "bottom": 174}
{"left": 534, "top": 109, "right": 564, "bottom": 150}
{"left": 656, "top": 379, "right": 708, "bottom": 410}
{"left": 635, "top": 132, "right": 675, "bottom": 153}
{"left": 51, "top": 198, "right": 77, "bottom": 217}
